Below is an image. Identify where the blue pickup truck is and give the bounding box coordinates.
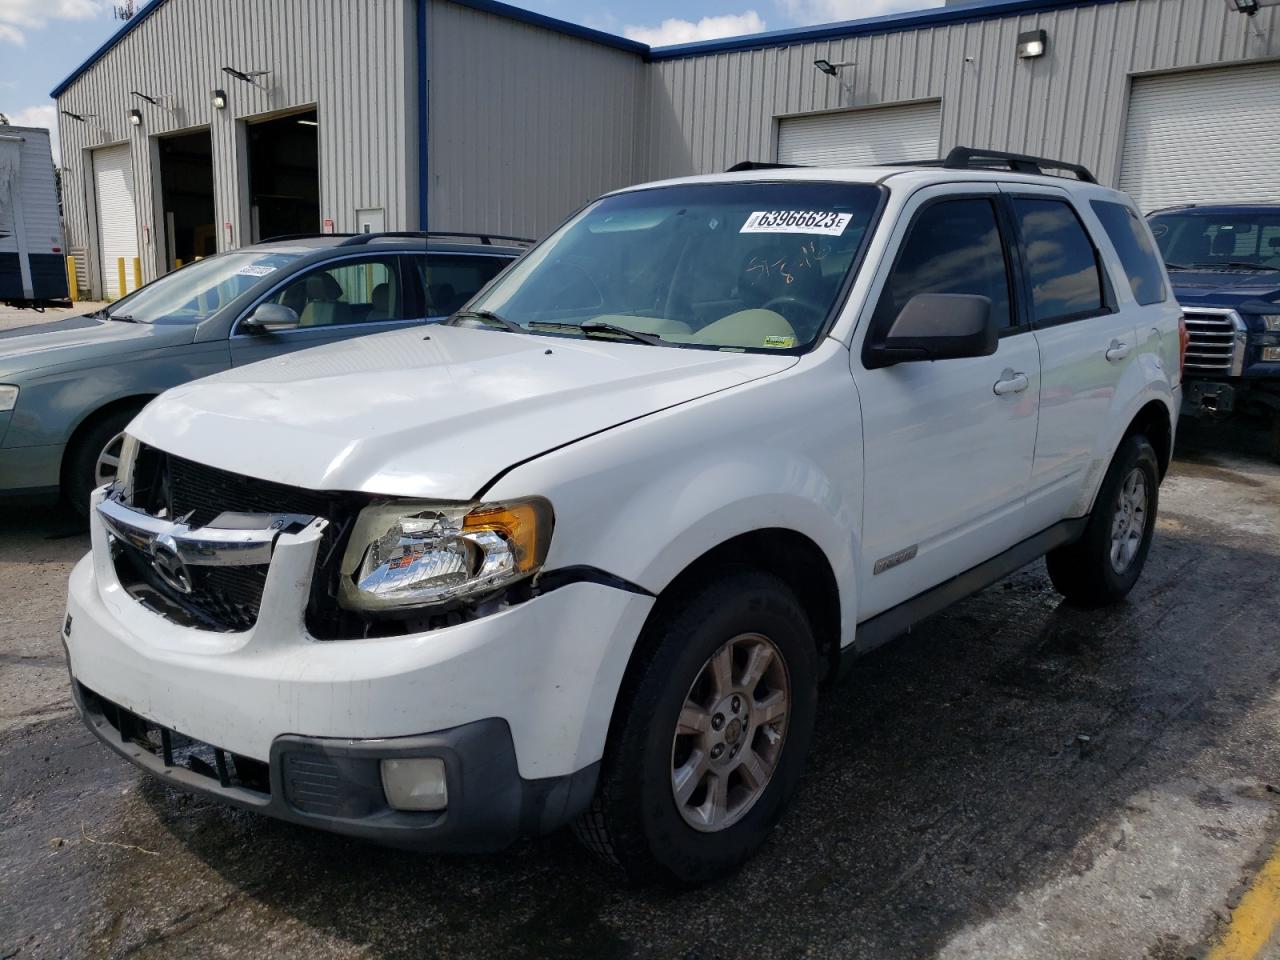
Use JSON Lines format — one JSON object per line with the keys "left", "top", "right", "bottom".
{"left": 1147, "top": 204, "right": 1280, "bottom": 460}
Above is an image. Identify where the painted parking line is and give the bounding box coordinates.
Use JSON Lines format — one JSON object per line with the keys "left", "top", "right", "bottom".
{"left": 1207, "top": 841, "right": 1280, "bottom": 960}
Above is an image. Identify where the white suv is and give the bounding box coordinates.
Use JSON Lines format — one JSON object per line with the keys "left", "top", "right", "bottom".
{"left": 64, "top": 148, "right": 1183, "bottom": 884}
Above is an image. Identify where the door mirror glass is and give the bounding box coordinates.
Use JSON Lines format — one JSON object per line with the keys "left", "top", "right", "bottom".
{"left": 868, "top": 293, "right": 997, "bottom": 367}
{"left": 240, "top": 302, "right": 300, "bottom": 334}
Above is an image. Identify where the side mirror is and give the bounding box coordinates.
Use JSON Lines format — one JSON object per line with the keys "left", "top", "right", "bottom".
{"left": 240, "top": 302, "right": 299, "bottom": 334}
{"left": 866, "top": 293, "right": 997, "bottom": 368}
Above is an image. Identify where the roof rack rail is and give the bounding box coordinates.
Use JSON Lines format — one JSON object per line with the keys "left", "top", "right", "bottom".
{"left": 261, "top": 231, "right": 359, "bottom": 242}
{"left": 944, "top": 146, "right": 1096, "bottom": 183}
{"left": 881, "top": 146, "right": 1096, "bottom": 183}
{"left": 726, "top": 161, "right": 800, "bottom": 171}
{"left": 338, "top": 230, "right": 536, "bottom": 247}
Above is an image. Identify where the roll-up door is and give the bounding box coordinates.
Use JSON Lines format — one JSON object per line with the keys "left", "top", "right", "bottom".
{"left": 92, "top": 143, "right": 138, "bottom": 300}
{"left": 777, "top": 101, "right": 941, "bottom": 166}
{"left": 1119, "top": 63, "right": 1280, "bottom": 214}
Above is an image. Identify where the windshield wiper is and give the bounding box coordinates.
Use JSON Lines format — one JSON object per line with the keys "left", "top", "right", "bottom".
{"left": 529, "top": 320, "right": 662, "bottom": 345}
{"left": 108, "top": 313, "right": 138, "bottom": 322}
{"left": 1189, "top": 261, "right": 1280, "bottom": 272}
{"left": 1164, "top": 261, "right": 1194, "bottom": 271}
{"left": 449, "top": 309, "right": 523, "bottom": 332}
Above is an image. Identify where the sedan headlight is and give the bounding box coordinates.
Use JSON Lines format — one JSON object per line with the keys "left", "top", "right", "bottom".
{"left": 338, "top": 498, "right": 553, "bottom": 612}
{"left": 0, "top": 385, "right": 18, "bottom": 413}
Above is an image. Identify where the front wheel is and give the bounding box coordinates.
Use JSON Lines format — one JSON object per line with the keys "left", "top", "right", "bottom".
{"left": 1046, "top": 433, "right": 1160, "bottom": 607}
{"left": 573, "top": 570, "right": 818, "bottom": 885}
{"left": 64, "top": 406, "right": 142, "bottom": 519}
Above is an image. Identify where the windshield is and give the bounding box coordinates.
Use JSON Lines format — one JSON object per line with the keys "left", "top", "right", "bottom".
{"left": 104, "top": 250, "right": 305, "bottom": 323}
{"left": 1147, "top": 210, "right": 1280, "bottom": 272}
{"left": 465, "top": 182, "right": 883, "bottom": 351}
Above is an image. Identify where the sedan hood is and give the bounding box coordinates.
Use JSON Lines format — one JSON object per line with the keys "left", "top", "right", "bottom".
{"left": 0, "top": 314, "right": 192, "bottom": 377}
{"left": 131, "top": 325, "right": 797, "bottom": 498}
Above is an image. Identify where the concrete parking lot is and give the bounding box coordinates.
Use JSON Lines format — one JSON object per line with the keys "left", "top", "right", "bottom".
{"left": 2, "top": 422, "right": 1279, "bottom": 960}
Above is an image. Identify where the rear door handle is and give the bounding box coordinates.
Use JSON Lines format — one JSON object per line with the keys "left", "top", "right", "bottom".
{"left": 993, "top": 371, "right": 1029, "bottom": 396}
{"left": 1105, "top": 340, "right": 1131, "bottom": 362}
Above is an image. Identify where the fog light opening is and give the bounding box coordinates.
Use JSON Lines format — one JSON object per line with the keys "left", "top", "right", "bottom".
{"left": 381, "top": 757, "right": 448, "bottom": 811}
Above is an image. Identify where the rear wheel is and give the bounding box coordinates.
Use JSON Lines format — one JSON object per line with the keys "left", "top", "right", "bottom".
{"left": 64, "top": 406, "right": 142, "bottom": 519}
{"left": 573, "top": 570, "right": 818, "bottom": 885}
{"left": 1046, "top": 433, "right": 1159, "bottom": 607}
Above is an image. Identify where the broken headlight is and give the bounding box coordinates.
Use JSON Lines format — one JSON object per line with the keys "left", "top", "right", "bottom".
{"left": 337, "top": 498, "right": 553, "bottom": 613}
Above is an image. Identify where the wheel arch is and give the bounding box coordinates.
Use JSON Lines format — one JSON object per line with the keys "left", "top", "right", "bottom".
{"left": 59, "top": 394, "right": 155, "bottom": 486}
{"left": 1126, "top": 397, "right": 1174, "bottom": 479}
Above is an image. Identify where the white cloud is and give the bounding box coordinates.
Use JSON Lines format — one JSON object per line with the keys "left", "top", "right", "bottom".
{"left": 0, "top": 0, "right": 105, "bottom": 45}
{"left": 777, "top": 0, "right": 942, "bottom": 26}
{"left": 624, "top": 10, "right": 767, "bottom": 46}
{"left": 2, "top": 104, "right": 61, "bottom": 162}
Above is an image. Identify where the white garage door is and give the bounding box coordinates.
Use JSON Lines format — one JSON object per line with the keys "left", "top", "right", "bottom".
{"left": 1119, "top": 62, "right": 1280, "bottom": 214}
{"left": 92, "top": 143, "right": 138, "bottom": 300}
{"left": 777, "top": 101, "right": 941, "bottom": 166}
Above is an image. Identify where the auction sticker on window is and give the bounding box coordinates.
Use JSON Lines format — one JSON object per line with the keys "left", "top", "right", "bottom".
{"left": 236, "top": 264, "right": 279, "bottom": 277}
{"left": 741, "top": 210, "right": 853, "bottom": 235}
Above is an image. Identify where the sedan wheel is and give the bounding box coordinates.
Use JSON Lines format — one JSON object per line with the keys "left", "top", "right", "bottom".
{"left": 95, "top": 431, "right": 127, "bottom": 487}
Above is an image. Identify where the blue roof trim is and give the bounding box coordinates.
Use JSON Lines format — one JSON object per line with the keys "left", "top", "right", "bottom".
{"left": 442, "top": 0, "right": 647, "bottom": 54}
{"left": 50, "top": 0, "right": 168, "bottom": 98}
{"left": 647, "top": 0, "right": 1119, "bottom": 60}
{"left": 50, "top": 0, "right": 1114, "bottom": 98}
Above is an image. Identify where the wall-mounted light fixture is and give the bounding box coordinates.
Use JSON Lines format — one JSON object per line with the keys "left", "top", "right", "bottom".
{"left": 130, "top": 90, "right": 160, "bottom": 105}
{"left": 221, "top": 65, "right": 270, "bottom": 88}
{"left": 60, "top": 110, "right": 95, "bottom": 123}
{"left": 813, "top": 58, "right": 854, "bottom": 77}
{"left": 128, "top": 108, "right": 142, "bottom": 126}
{"left": 1016, "top": 29, "right": 1048, "bottom": 58}
{"left": 211, "top": 88, "right": 227, "bottom": 109}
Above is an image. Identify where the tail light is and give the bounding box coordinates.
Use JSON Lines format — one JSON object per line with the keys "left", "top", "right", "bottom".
{"left": 1178, "top": 314, "right": 1189, "bottom": 376}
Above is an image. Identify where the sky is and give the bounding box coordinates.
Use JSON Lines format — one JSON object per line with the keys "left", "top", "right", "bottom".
{"left": 0, "top": 0, "right": 943, "bottom": 162}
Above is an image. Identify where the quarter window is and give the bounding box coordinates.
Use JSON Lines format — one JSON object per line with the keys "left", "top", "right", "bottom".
{"left": 1090, "top": 200, "right": 1167, "bottom": 306}
{"left": 1012, "top": 198, "right": 1106, "bottom": 324}
{"left": 871, "top": 197, "right": 1013, "bottom": 336}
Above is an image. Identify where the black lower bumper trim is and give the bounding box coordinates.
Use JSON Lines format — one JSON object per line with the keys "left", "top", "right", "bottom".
{"left": 72, "top": 681, "right": 599, "bottom": 852}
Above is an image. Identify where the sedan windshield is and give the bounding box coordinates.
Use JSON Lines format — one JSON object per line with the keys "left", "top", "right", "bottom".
{"left": 1147, "top": 210, "right": 1280, "bottom": 272}
{"left": 104, "top": 250, "right": 305, "bottom": 323}
{"left": 464, "top": 182, "right": 883, "bottom": 351}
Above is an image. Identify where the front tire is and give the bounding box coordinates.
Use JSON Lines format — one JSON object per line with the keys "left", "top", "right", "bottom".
{"left": 1046, "top": 433, "right": 1160, "bottom": 607}
{"left": 573, "top": 570, "right": 818, "bottom": 885}
{"left": 64, "top": 406, "right": 141, "bottom": 519}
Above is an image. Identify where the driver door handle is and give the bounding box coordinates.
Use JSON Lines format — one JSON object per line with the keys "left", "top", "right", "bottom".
{"left": 1105, "top": 340, "right": 1131, "bottom": 362}
{"left": 993, "top": 371, "right": 1029, "bottom": 396}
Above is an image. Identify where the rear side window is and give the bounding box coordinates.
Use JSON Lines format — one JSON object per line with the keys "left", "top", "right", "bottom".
{"left": 871, "top": 197, "right": 1013, "bottom": 335}
{"left": 1012, "top": 198, "right": 1106, "bottom": 324}
{"left": 1090, "top": 200, "right": 1167, "bottom": 305}
{"left": 416, "top": 255, "right": 510, "bottom": 317}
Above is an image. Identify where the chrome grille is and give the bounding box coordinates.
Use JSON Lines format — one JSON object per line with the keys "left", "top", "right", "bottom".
{"left": 1183, "top": 309, "right": 1246, "bottom": 377}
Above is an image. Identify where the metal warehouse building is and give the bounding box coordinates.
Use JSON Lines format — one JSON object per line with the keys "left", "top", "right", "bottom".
{"left": 54, "top": 0, "right": 1280, "bottom": 300}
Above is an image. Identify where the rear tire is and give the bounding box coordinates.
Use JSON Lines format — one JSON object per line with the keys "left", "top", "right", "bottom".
{"left": 1046, "top": 433, "right": 1159, "bottom": 608}
{"left": 64, "top": 406, "right": 141, "bottom": 519}
{"left": 572, "top": 570, "right": 818, "bottom": 885}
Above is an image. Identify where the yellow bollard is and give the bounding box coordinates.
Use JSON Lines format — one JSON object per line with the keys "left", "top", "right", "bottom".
{"left": 132, "top": 258, "right": 142, "bottom": 291}
{"left": 175, "top": 258, "right": 183, "bottom": 269}
{"left": 116, "top": 258, "right": 126, "bottom": 299}
{"left": 65, "top": 256, "right": 79, "bottom": 301}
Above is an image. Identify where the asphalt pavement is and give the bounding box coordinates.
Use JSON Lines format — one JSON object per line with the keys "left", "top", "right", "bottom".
{"left": 2, "top": 421, "right": 1279, "bottom": 960}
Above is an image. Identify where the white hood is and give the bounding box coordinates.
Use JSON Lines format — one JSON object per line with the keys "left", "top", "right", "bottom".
{"left": 130, "top": 324, "right": 797, "bottom": 499}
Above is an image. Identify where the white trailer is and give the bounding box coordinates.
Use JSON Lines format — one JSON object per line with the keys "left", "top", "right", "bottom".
{"left": 0, "top": 126, "right": 69, "bottom": 307}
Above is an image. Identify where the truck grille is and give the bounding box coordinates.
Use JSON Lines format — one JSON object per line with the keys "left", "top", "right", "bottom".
{"left": 112, "top": 446, "right": 359, "bottom": 633}
{"left": 1183, "top": 309, "right": 1246, "bottom": 376}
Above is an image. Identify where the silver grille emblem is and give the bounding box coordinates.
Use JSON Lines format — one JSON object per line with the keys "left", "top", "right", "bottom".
{"left": 150, "top": 535, "right": 193, "bottom": 595}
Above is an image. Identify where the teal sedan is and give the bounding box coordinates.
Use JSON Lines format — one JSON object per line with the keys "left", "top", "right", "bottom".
{"left": 0, "top": 232, "right": 521, "bottom": 514}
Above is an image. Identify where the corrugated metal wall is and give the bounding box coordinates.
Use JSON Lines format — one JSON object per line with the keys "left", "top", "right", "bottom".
{"left": 641, "top": 0, "right": 1279, "bottom": 184}
{"left": 56, "top": 0, "right": 417, "bottom": 296}
{"left": 425, "top": 0, "right": 646, "bottom": 239}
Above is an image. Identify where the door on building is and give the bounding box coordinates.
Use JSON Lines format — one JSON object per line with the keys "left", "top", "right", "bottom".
{"left": 229, "top": 253, "right": 429, "bottom": 366}
{"left": 777, "top": 100, "right": 941, "bottom": 166}
{"left": 248, "top": 109, "right": 320, "bottom": 242}
{"left": 92, "top": 143, "right": 138, "bottom": 300}
{"left": 1119, "top": 62, "right": 1280, "bottom": 214}
{"left": 158, "top": 129, "right": 215, "bottom": 271}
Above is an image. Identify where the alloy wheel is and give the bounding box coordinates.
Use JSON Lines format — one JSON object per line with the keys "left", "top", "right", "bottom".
{"left": 670, "top": 632, "right": 791, "bottom": 832}
{"left": 95, "top": 431, "right": 127, "bottom": 488}
{"left": 1109, "top": 466, "right": 1148, "bottom": 573}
